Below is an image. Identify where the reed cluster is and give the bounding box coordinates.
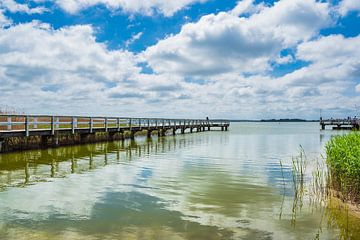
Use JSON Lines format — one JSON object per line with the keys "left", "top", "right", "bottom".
{"left": 326, "top": 132, "right": 360, "bottom": 203}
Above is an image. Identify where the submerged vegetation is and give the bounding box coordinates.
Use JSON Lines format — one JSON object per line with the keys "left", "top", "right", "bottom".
{"left": 326, "top": 132, "right": 360, "bottom": 204}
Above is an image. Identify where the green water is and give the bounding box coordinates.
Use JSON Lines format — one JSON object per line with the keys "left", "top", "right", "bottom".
{"left": 0, "top": 123, "right": 359, "bottom": 240}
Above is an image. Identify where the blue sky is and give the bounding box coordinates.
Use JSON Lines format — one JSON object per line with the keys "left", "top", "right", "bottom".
{"left": 0, "top": 0, "right": 360, "bottom": 119}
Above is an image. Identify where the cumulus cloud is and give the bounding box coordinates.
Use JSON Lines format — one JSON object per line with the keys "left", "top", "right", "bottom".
{"left": 230, "top": 0, "right": 264, "bottom": 16}
{"left": 0, "top": 0, "right": 358, "bottom": 119}
{"left": 338, "top": 0, "right": 360, "bottom": 16}
{"left": 0, "top": 0, "right": 48, "bottom": 14}
{"left": 0, "top": 21, "right": 144, "bottom": 114}
{"left": 297, "top": 35, "right": 360, "bottom": 71}
{"left": 54, "top": 0, "right": 208, "bottom": 16}
{"left": 143, "top": 0, "right": 331, "bottom": 77}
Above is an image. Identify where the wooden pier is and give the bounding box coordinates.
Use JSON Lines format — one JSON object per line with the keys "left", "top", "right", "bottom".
{"left": 320, "top": 117, "right": 360, "bottom": 130}
{"left": 0, "top": 115, "right": 230, "bottom": 152}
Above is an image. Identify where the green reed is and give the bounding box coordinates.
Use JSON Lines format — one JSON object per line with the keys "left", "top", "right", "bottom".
{"left": 326, "top": 132, "right": 360, "bottom": 203}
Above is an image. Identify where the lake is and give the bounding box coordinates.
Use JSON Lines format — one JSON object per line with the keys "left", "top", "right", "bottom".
{"left": 0, "top": 122, "right": 359, "bottom": 240}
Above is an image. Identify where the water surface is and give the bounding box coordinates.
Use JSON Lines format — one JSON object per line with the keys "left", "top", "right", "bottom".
{"left": 0, "top": 123, "right": 359, "bottom": 239}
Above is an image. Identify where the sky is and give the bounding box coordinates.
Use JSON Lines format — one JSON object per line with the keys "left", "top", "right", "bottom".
{"left": 0, "top": 0, "right": 359, "bottom": 119}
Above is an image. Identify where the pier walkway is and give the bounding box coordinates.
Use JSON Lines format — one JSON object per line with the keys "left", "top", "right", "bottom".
{"left": 0, "top": 115, "right": 230, "bottom": 152}
{"left": 320, "top": 117, "right": 359, "bottom": 130}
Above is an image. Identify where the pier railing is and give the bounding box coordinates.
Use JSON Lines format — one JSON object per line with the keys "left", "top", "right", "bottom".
{"left": 0, "top": 114, "right": 230, "bottom": 137}
{"left": 320, "top": 117, "right": 360, "bottom": 130}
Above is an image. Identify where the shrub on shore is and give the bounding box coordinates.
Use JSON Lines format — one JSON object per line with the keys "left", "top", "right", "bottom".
{"left": 326, "top": 132, "right": 360, "bottom": 203}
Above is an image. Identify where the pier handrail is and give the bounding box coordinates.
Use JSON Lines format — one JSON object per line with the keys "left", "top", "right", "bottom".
{"left": 0, "top": 114, "right": 230, "bottom": 135}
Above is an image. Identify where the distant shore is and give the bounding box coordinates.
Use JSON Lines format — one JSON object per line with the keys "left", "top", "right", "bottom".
{"left": 229, "top": 119, "right": 319, "bottom": 122}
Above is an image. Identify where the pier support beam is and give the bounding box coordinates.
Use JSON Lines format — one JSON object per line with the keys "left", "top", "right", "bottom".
{"left": 147, "top": 130, "right": 152, "bottom": 138}
{"left": 0, "top": 138, "right": 4, "bottom": 152}
{"left": 225, "top": 126, "right": 228, "bottom": 131}
{"left": 130, "top": 131, "right": 136, "bottom": 140}
{"left": 321, "top": 124, "right": 325, "bottom": 130}
{"left": 41, "top": 135, "right": 50, "bottom": 147}
{"left": 190, "top": 128, "right": 193, "bottom": 133}
{"left": 80, "top": 133, "right": 90, "bottom": 143}
{"left": 173, "top": 128, "right": 176, "bottom": 135}
{"left": 181, "top": 128, "right": 185, "bottom": 134}
{"left": 208, "top": 126, "right": 210, "bottom": 131}
{"left": 109, "top": 132, "right": 118, "bottom": 141}
{"left": 157, "top": 129, "right": 166, "bottom": 137}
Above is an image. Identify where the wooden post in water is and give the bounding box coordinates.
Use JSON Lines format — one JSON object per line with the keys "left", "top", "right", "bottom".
{"left": 147, "top": 130, "right": 152, "bottom": 138}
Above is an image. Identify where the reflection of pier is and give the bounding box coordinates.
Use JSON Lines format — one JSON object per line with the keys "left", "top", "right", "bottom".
{"left": 0, "top": 115, "right": 230, "bottom": 152}
{"left": 0, "top": 136, "right": 205, "bottom": 190}
{"left": 320, "top": 117, "right": 360, "bottom": 130}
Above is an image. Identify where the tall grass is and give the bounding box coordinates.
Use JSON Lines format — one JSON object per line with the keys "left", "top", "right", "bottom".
{"left": 326, "top": 132, "right": 360, "bottom": 203}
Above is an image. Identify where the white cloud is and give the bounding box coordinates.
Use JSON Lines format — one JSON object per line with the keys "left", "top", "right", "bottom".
{"left": 0, "top": 21, "right": 143, "bottom": 114}
{"left": 230, "top": 0, "right": 264, "bottom": 16}
{"left": 338, "top": 0, "right": 360, "bottom": 16}
{"left": 54, "top": 0, "right": 208, "bottom": 16}
{"left": 275, "top": 55, "right": 293, "bottom": 65}
{"left": 125, "top": 31, "right": 143, "bottom": 48}
{"left": 143, "top": 0, "right": 331, "bottom": 77}
{"left": 294, "top": 34, "right": 360, "bottom": 94}
{"left": 0, "top": 0, "right": 48, "bottom": 14}
{"left": 0, "top": 0, "right": 358, "bottom": 119}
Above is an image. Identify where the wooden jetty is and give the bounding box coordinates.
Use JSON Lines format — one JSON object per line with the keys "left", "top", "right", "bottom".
{"left": 320, "top": 117, "right": 360, "bottom": 130}
{"left": 0, "top": 114, "right": 230, "bottom": 152}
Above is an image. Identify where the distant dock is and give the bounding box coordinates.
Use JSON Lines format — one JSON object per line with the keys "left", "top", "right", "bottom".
{"left": 0, "top": 115, "right": 230, "bottom": 153}
{"left": 320, "top": 117, "right": 359, "bottom": 130}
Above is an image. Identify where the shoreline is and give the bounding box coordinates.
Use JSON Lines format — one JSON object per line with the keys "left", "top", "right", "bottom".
{"left": 329, "top": 190, "right": 360, "bottom": 218}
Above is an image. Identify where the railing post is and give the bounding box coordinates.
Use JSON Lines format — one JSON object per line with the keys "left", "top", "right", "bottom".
{"left": 56, "top": 117, "right": 59, "bottom": 129}
{"left": 51, "top": 116, "right": 55, "bottom": 135}
{"left": 90, "top": 117, "right": 93, "bottom": 133}
{"left": 25, "top": 116, "right": 29, "bottom": 137}
{"left": 34, "top": 117, "right": 38, "bottom": 129}
{"left": 7, "top": 117, "right": 11, "bottom": 131}
{"left": 72, "top": 117, "right": 75, "bottom": 134}
{"left": 117, "top": 118, "right": 120, "bottom": 131}
{"left": 105, "top": 118, "right": 108, "bottom": 132}
{"left": 129, "top": 118, "right": 132, "bottom": 130}
{"left": 148, "top": 119, "right": 150, "bottom": 128}
{"left": 162, "top": 119, "right": 165, "bottom": 129}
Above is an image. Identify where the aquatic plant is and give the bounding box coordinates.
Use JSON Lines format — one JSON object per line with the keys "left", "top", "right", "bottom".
{"left": 326, "top": 132, "right": 360, "bottom": 203}
{"left": 290, "top": 146, "right": 308, "bottom": 226}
